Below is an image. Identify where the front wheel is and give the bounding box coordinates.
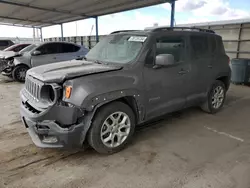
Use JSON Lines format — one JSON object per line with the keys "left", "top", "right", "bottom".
{"left": 201, "top": 80, "right": 226, "bottom": 114}
{"left": 12, "top": 65, "right": 28, "bottom": 82}
{"left": 88, "top": 102, "right": 135, "bottom": 154}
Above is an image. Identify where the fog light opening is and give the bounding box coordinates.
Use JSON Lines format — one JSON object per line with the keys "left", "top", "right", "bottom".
{"left": 42, "top": 136, "right": 58, "bottom": 143}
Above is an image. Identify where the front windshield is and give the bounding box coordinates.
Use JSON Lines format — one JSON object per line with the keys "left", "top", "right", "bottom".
{"left": 3, "top": 44, "right": 17, "bottom": 51}
{"left": 20, "top": 44, "right": 38, "bottom": 53}
{"left": 86, "top": 34, "right": 147, "bottom": 64}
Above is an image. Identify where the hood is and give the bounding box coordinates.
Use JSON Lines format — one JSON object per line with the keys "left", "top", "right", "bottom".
{"left": 0, "top": 51, "right": 18, "bottom": 59}
{"left": 27, "top": 60, "right": 123, "bottom": 83}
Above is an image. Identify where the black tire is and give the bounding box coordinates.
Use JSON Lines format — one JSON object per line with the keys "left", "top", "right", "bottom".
{"left": 88, "top": 101, "right": 135, "bottom": 154}
{"left": 12, "top": 65, "right": 28, "bottom": 82}
{"left": 201, "top": 80, "right": 226, "bottom": 114}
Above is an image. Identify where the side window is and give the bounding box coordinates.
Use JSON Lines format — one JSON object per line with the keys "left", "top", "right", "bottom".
{"left": 190, "top": 36, "right": 209, "bottom": 58}
{"left": 62, "top": 43, "right": 80, "bottom": 53}
{"left": 156, "top": 38, "right": 185, "bottom": 62}
{"left": 0, "top": 40, "right": 9, "bottom": 46}
{"left": 37, "top": 43, "right": 62, "bottom": 55}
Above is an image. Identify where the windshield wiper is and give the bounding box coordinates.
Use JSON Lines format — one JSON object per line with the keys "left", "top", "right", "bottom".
{"left": 93, "top": 60, "right": 103, "bottom": 64}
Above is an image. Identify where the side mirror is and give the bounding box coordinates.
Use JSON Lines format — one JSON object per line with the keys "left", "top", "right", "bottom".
{"left": 32, "top": 50, "right": 41, "bottom": 56}
{"left": 154, "top": 54, "right": 175, "bottom": 68}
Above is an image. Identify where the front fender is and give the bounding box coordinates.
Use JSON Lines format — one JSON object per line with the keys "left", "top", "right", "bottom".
{"left": 14, "top": 56, "right": 31, "bottom": 67}
{"left": 62, "top": 69, "right": 145, "bottom": 111}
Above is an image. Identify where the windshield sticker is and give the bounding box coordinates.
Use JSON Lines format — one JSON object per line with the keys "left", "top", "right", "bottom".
{"left": 128, "top": 36, "right": 147, "bottom": 42}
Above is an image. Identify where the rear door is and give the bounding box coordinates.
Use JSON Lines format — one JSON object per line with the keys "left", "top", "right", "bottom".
{"left": 31, "top": 43, "right": 61, "bottom": 67}
{"left": 186, "top": 34, "right": 213, "bottom": 106}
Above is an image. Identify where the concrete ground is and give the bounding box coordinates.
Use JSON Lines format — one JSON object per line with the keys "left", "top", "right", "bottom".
{"left": 0, "top": 75, "right": 250, "bottom": 188}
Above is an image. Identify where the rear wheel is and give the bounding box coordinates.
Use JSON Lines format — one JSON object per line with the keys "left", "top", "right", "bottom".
{"left": 12, "top": 65, "right": 28, "bottom": 82}
{"left": 201, "top": 80, "right": 226, "bottom": 114}
{"left": 88, "top": 102, "right": 135, "bottom": 154}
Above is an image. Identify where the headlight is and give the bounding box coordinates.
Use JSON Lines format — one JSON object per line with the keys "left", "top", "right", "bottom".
{"left": 40, "top": 85, "right": 55, "bottom": 102}
{"left": 7, "top": 59, "right": 14, "bottom": 66}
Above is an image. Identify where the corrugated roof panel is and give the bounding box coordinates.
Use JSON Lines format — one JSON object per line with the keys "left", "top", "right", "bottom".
{"left": 0, "top": 0, "right": 174, "bottom": 27}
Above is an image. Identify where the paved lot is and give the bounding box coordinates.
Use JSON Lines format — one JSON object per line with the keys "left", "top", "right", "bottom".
{"left": 0, "top": 75, "right": 250, "bottom": 188}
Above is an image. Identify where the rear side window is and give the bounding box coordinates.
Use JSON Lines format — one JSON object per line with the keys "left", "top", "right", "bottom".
{"left": 37, "top": 43, "right": 62, "bottom": 55}
{"left": 62, "top": 43, "right": 80, "bottom": 53}
{"left": 190, "top": 36, "right": 209, "bottom": 58}
{"left": 156, "top": 38, "right": 185, "bottom": 62}
{"left": 0, "top": 40, "right": 9, "bottom": 46}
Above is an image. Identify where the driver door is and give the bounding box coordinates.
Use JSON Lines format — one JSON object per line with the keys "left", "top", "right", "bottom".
{"left": 31, "top": 43, "right": 61, "bottom": 67}
{"left": 143, "top": 35, "right": 190, "bottom": 120}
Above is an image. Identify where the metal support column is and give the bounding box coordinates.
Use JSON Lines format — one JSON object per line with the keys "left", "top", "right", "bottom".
{"left": 40, "top": 28, "right": 43, "bottom": 42}
{"left": 60, "top": 23, "right": 64, "bottom": 41}
{"left": 170, "top": 0, "right": 175, "bottom": 27}
{"left": 95, "top": 16, "right": 99, "bottom": 43}
{"left": 236, "top": 24, "right": 243, "bottom": 58}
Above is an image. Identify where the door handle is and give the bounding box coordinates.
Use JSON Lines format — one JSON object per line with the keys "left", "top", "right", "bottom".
{"left": 178, "top": 69, "right": 189, "bottom": 75}
{"left": 53, "top": 57, "right": 56, "bottom": 59}
{"left": 208, "top": 65, "right": 213, "bottom": 68}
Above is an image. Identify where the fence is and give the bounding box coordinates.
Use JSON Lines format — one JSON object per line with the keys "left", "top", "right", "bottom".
{"left": 44, "top": 35, "right": 106, "bottom": 49}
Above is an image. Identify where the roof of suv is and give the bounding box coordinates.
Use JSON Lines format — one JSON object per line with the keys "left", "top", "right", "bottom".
{"left": 110, "top": 27, "right": 219, "bottom": 37}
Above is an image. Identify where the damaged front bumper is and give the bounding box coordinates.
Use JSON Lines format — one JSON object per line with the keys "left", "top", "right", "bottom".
{"left": 20, "top": 90, "right": 89, "bottom": 149}
{"left": 0, "top": 59, "right": 8, "bottom": 72}
{"left": 0, "top": 59, "right": 14, "bottom": 75}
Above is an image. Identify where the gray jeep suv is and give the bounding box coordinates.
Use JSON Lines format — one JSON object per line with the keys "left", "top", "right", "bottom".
{"left": 20, "top": 27, "right": 231, "bottom": 154}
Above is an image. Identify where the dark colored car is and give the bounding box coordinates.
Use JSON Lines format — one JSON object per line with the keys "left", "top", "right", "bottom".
{"left": 20, "top": 27, "right": 231, "bottom": 154}
{"left": 0, "top": 40, "right": 14, "bottom": 50}
{"left": 3, "top": 43, "right": 31, "bottom": 52}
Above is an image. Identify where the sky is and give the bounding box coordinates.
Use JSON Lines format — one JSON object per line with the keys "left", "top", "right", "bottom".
{"left": 0, "top": 0, "right": 250, "bottom": 39}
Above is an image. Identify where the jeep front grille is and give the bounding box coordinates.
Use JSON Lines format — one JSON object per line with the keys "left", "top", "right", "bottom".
{"left": 25, "top": 76, "right": 42, "bottom": 100}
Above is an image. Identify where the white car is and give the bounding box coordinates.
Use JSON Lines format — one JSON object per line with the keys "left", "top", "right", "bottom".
{"left": 3, "top": 42, "right": 89, "bottom": 82}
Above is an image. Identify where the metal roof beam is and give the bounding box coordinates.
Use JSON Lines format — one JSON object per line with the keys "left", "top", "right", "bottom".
{"left": 0, "top": 22, "right": 39, "bottom": 28}
{"left": 0, "top": 0, "right": 90, "bottom": 18}
{"left": 0, "top": 15, "right": 56, "bottom": 26}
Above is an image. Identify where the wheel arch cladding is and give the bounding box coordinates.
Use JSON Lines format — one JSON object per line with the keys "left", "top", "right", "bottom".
{"left": 89, "top": 94, "right": 143, "bottom": 124}
{"left": 216, "top": 76, "right": 230, "bottom": 90}
{"left": 79, "top": 95, "right": 142, "bottom": 146}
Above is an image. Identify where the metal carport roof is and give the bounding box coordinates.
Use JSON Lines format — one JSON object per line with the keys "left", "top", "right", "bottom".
{"left": 0, "top": 0, "right": 175, "bottom": 28}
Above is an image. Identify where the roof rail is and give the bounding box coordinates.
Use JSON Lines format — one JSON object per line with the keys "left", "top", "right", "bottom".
{"left": 110, "top": 30, "right": 141, "bottom": 34}
{"left": 146, "top": 27, "right": 215, "bottom": 34}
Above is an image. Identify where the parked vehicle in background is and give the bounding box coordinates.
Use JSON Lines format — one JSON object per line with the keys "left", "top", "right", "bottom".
{"left": 0, "top": 44, "right": 32, "bottom": 63}
{"left": 3, "top": 42, "right": 89, "bottom": 82}
{"left": 0, "top": 40, "right": 14, "bottom": 50}
{"left": 1, "top": 44, "right": 39, "bottom": 78}
{"left": 3, "top": 43, "right": 31, "bottom": 52}
{"left": 20, "top": 27, "right": 231, "bottom": 154}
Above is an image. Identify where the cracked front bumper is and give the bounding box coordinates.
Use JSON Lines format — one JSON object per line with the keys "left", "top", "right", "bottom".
{"left": 21, "top": 116, "right": 85, "bottom": 148}
{"left": 20, "top": 91, "right": 87, "bottom": 149}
